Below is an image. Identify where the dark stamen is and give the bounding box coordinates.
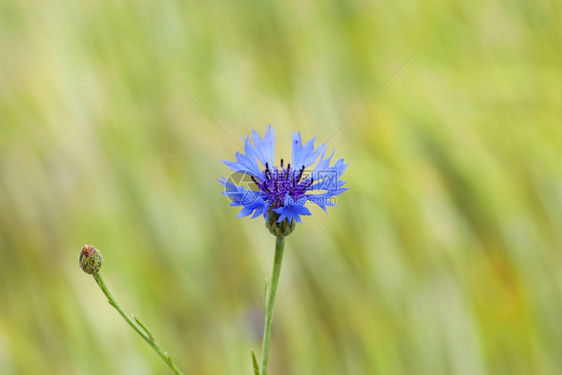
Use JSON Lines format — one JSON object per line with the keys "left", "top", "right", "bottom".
{"left": 280, "top": 158, "right": 284, "bottom": 168}
{"left": 296, "top": 165, "right": 305, "bottom": 182}
{"left": 285, "top": 163, "right": 291, "bottom": 178}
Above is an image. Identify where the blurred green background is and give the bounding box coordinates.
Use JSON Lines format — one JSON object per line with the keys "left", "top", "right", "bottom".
{"left": 1, "top": 0, "right": 561, "bottom": 374}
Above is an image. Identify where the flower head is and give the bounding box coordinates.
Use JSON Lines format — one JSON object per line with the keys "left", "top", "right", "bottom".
{"left": 220, "top": 125, "right": 348, "bottom": 226}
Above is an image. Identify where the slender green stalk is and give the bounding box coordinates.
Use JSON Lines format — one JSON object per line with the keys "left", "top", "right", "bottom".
{"left": 260, "top": 236, "right": 285, "bottom": 375}
{"left": 93, "top": 273, "right": 184, "bottom": 375}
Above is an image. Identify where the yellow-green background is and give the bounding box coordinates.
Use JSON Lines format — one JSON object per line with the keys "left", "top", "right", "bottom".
{"left": 1, "top": 0, "right": 561, "bottom": 374}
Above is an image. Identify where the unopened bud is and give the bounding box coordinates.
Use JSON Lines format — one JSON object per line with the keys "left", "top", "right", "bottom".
{"left": 80, "top": 244, "right": 103, "bottom": 275}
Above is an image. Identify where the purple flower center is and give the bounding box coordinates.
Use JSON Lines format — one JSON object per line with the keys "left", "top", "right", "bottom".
{"left": 252, "top": 159, "right": 314, "bottom": 208}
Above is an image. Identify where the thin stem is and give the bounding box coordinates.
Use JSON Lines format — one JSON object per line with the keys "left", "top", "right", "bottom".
{"left": 260, "top": 236, "right": 285, "bottom": 375}
{"left": 93, "top": 273, "right": 184, "bottom": 375}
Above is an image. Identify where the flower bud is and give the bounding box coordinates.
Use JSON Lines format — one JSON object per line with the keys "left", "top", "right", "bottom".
{"left": 266, "top": 209, "right": 296, "bottom": 238}
{"left": 80, "top": 244, "right": 103, "bottom": 275}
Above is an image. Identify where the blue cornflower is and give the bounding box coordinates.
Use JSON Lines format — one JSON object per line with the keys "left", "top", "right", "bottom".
{"left": 219, "top": 125, "right": 348, "bottom": 225}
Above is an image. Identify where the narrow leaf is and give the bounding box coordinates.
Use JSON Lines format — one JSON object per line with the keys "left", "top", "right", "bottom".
{"left": 251, "top": 349, "right": 260, "bottom": 375}
{"left": 132, "top": 314, "right": 154, "bottom": 341}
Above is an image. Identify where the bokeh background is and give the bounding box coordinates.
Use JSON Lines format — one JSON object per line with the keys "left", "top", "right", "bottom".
{"left": 1, "top": 0, "right": 561, "bottom": 374}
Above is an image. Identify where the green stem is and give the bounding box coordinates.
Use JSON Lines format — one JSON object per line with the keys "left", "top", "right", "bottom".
{"left": 260, "top": 236, "right": 285, "bottom": 375}
{"left": 93, "top": 273, "right": 184, "bottom": 375}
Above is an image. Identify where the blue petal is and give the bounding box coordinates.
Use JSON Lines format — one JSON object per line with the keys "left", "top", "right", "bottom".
{"left": 222, "top": 148, "right": 262, "bottom": 177}
{"left": 237, "top": 206, "right": 256, "bottom": 218}
{"left": 291, "top": 132, "right": 326, "bottom": 168}
{"left": 219, "top": 177, "right": 270, "bottom": 218}
{"left": 306, "top": 190, "right": 346, "bottom": 212}
{"left": 309, "top": 157, "right": 349, "bottom": 192}
{"left": 313, "top": 150, "right": 334, "bottom": 172}
{"left": 224, "top": 126, "right": 277, "bottom": 176}
{"left": 218, "top": 178, "right": 260, "bottom": 206}
{"left": 299, "top": 149, "right": 349, "bottom": 214}
{"left": 273, "top": 195, "right": 311, "bottom": 223}
{"left": 249, "top": 125, "right": 275, "bottom": 167}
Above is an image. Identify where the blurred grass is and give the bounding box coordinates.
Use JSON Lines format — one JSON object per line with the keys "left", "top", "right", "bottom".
{"left": 1, "top": 0, "right": 562, "bottom": 374}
